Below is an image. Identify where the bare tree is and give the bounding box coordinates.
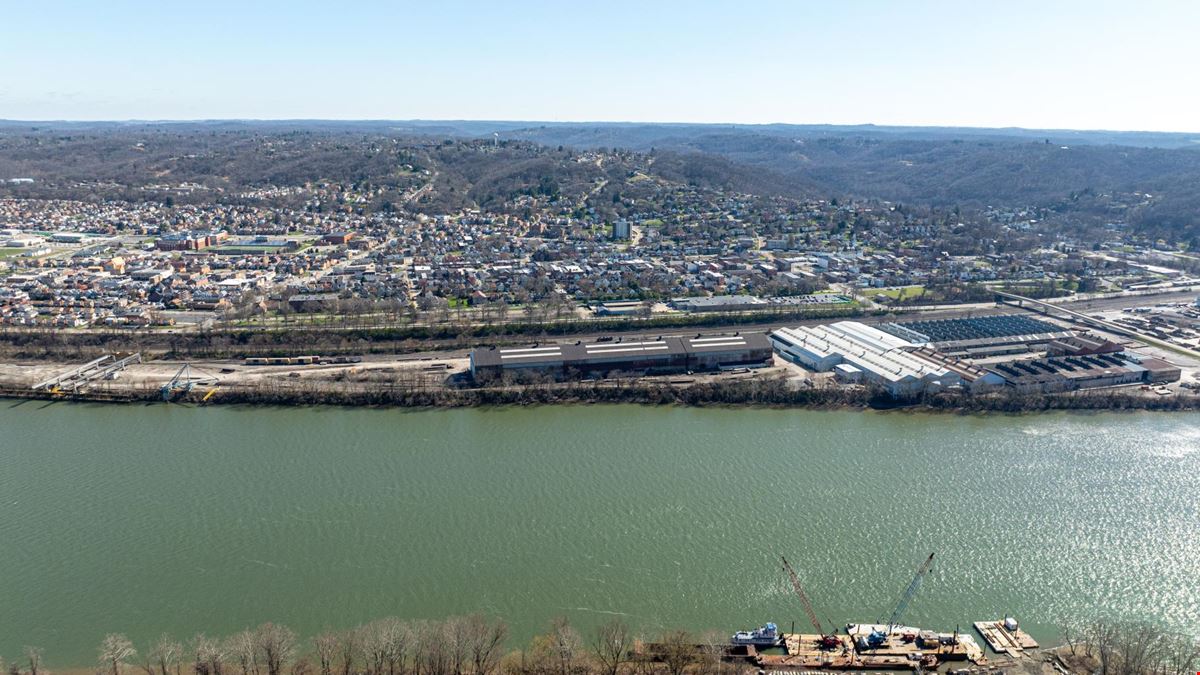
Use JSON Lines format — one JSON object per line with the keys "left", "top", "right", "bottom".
{"left": 658, "top": 631, "right": 697, "bottom": 675}
{"left": 444, "top": 617, "right": 470, "bottom": 675}
{"left": 382, "top": 620, "right": 412, "bottom": 675}
{"left": 254, "top": 623, "right": 297, "bottom": 675}
{"left": 99, "top": 635, "right": 137, "bottom": 675}
{"left": 464, "top": 615, "right": 507, "bottom": 675}
{"left": 1158, "top": 631, "right": 1200, "bottom": 675}
{"left": 227, "top": 631, "right": 260, "bottom": 675}
{"left": 1087, "top": 620, "right": 1121, "bottom": 675}
{"left": 1073, "top": 619, "right": 1200, "bottom": 675}
{"left": 312, "top": 633, "right": 340, "bottom": 675}
{"left": 1060, "top": 622, "right": 1080, "bottom": 657}
{"left": 548, "top": 618, "right": 580, "bottom": 675}
{"left": 414, "top": 622, "right": 450, "bottom": 675}
{"left": 364, "top": 621, "right": 386, "bottom": 675}
{"left": 698, "top": 631, "right": 725, "bottom": 675}
{"left": 23, "top": 647, "right": 43, "bottom": 675}
{"left": 591, "top": 619, "right": 631, "bottom": 675}
{"left": 363, "top": 619, "right": 408, "bottom": 675}
{"left": 149, "top": 635, "right": 184, "bottom": 675}
{"left": 1113, "top": 622, "right": 1158, "bottom": 675}
{"left": 336, "top": 629, "right": 359, "bottom": 675}
{"left": 192, "top": 634, "right": 225, "bottom": 675}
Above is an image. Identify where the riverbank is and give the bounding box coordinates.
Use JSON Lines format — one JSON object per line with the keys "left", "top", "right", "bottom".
{"left": 5, "top": 614, "right": 1085, "bottom": 675}
{"left": 3, "top": 376, "right": 1198, "bottom": 412}
{"left": 12, "top": 614, "right": 1191, "bottom": 675}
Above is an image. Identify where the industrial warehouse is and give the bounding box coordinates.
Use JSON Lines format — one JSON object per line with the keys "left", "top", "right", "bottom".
{"left": 469, "top": 333, "right": 773, "bottom": 381}
{"left": 468, "top": 311, "right": 1185, "bottom": 395}
{"left": 988, "top": 353, "right": 1179, "bottom": 393}
{"left": 876, "top": 314, "right": 1075, "bottom": 357}
{"left": 770, "top": 315, "right": 1182, "bottom": 396}
{"left": 769, "top": 321, "right": 1006, "bottom": 395}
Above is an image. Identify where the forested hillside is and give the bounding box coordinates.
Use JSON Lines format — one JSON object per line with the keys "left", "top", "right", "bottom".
{"left": 2, "top": 120, "right": 1199, "bottom": 241}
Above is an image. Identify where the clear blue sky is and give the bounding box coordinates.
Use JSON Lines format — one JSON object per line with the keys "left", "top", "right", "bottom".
{"left": 3, "top": 0, "right": 1198, "bottom": 131}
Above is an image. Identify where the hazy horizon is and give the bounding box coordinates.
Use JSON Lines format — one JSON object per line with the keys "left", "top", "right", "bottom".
{"left": 2, "top": 117, "right": 1198, "bottom": 137}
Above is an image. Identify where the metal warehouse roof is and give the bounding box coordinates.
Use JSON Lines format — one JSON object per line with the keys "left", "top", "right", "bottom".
{"left": 771, "top": 321, "right": 957, "bottom": 384}
{"left": 879, "top": 314, "right": 1065, "bottom": 344}
{"left": 683, "top": 334, "right": 762, "bottom": 353}
{"left": 472, "top": 333, "right": 769, "bottom": 369}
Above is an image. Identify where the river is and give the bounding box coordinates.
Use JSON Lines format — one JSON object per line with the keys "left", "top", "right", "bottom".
{"left": 1, "top": 401, "right": 1197, "bottom": 665}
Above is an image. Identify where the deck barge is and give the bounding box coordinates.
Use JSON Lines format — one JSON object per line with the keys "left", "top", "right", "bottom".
{"left": 973, "top": 619, "right": 1039, "bottom": 655}
{"left": 753, "top": 630, "right": 986, "bottom": 671}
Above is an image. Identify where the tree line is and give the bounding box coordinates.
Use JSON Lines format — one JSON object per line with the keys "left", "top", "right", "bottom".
{"left": 6, "top": 615, "right": 1200, "bottom": 675}
{"left": 1058, "top": 619, "right": 1200, "bottom": 675}
{"left": 2, "top": 616, "right": 750, "bottom": 675}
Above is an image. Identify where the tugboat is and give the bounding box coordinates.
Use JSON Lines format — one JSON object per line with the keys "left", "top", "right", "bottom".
{"left": 731, "top": 622, "right": 783, "bottom": 647}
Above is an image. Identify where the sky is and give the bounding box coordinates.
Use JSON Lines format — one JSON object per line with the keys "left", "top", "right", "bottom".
{"left": 2, "top": 0, "right": 1198, "bottom": 132}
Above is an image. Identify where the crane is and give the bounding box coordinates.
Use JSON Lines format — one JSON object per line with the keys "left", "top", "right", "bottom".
{"left": 781, "top": 556, "right": 841, "bottom": 649}
{"left": 866, "top": 553, "right": 935, "bottom": 649}
{"left": 160, "top": 363, "right": 219, "bottom": 401}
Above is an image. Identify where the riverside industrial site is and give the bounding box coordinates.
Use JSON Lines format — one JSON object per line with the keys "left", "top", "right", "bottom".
{"left": 5, "top": 286, "right": 1200, "bottom": 408}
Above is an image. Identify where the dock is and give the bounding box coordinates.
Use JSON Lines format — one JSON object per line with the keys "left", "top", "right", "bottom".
{"left": 973, "top": 620, "right": 1039, "bottom": 656}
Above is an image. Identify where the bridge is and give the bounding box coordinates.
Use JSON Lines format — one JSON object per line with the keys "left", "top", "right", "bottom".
{"left": 994, "top": 291, "right": 1200, "bottom": 362}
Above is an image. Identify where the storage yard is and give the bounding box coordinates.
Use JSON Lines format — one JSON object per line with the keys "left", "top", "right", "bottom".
{"left": 1091, "top": 298, "right": 1200, "bottom": 351}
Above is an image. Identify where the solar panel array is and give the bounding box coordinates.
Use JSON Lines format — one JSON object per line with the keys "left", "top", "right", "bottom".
{"left": 879, "top": 314, "right": 1061, "bottom": 343}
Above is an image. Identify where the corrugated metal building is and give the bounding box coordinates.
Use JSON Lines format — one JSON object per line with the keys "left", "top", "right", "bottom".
{"left": 985, "top": 351, "right": 1180, "bottom": 393}
{"left": 987, "top": 353, "right": 1147, "bottom": 393}
{"left": 470, "top": 333, "right": 772, "bottom": 381}
{"left": 877, "top": 314, "right": 1074, "bottom": 352}
{"left": 769, "top": 321, "right": 971, "bottom": 395}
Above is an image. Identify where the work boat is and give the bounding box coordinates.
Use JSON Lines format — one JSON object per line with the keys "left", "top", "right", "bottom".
{"left": 731, "top": 622, "right": 782, "bottom": 647}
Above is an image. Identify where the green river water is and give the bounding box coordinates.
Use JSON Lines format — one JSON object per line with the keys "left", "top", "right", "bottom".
{"left": 1, "top": 401, "right": 1197, "bottom": 665}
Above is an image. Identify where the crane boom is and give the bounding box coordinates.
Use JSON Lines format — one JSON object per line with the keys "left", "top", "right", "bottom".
{"left": 884, "top": 553, "right": 935, "bottom": 631}
{"left": 781, "top": 556, "right": 826, "bottom": 636}
{"left": 161, "top": 363, "right": 218, "bottom": 400}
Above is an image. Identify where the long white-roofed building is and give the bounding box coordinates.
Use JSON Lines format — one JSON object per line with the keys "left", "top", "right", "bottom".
{"left": 769, "top": 321, "right": 977, "bottom": 395}
{"left": 470, "top": 333, "right": 773, "bottom": 381}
